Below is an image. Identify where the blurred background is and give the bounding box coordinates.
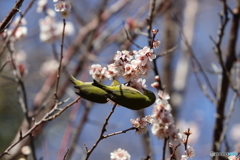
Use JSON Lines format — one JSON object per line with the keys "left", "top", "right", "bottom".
{"left": 0, "top": 0, "right": 239, "bottom": 160}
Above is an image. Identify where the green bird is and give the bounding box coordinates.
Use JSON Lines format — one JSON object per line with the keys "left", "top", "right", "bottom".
{"left": 92, "top": 80, "right": 156, "bottom": 110}
{"left": 70, "top": 75, "right": 121, "bottom": 104}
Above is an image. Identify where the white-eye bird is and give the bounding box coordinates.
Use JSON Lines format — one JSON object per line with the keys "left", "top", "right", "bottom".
{"left": 70, "top": 75, "right": 121, "bottom": 104}
{"left": 92, "top": 79, "right": 156, "bottom": 110}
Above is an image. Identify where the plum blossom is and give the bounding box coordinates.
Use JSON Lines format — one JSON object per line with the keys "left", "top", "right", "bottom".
{"left": 89, "top": 64, "right": 107, "bottom": 81}
{"left": 128, "top": 78, "right": 147, "bottom": 93}
{"left": 185, "top": 146, "right": 195, "bottom": 158}
{"left": 138, "top": 46, "right": 156, "bottom": 61}
{"left": 152, "top": 40, "right": 161, "bottom": 49}
{"left": 54, "top": 1, "right": 71, "bottom": 18}
{"left": 130, "top": 116, "right": 153, "bottom": 134}
{"left": 158, "top": 90, "right": 170, "bottom": 100}
{"left": 106, "top": 63, "right": 118, "bottom": 79}
{"left": 110, "top": 148, "right": 131, "bottom": 160}
{"left": 151, "top": 122, "right": 169, "bottom": 139}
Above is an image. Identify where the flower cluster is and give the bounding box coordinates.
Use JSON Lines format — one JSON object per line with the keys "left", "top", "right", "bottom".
{"left": 54, "top": 0, "right": 71, "bottom": 18}
{"left": 151, "top": 90, "right": 180, "bottom": 142}
{"left": 110, "top": 148, "right": 131, "bottom": 160}
{"left": 150, "top": 84, "right": 195, "bottom": 159}
{"left": 89, "top": 46, "right": 156, "bottom": 91}
{"left": 130, "top": 115, "right": 154, "bottom": 134}
{"left": 37, "top": 3, "right": 74, "bottom": 43}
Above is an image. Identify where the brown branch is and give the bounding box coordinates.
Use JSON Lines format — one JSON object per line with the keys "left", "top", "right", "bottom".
{"left": 0, "top": 59, "right": 12, "bottom": 72}
{"left": 212, "top": 1, "right": 240, "bottom": 158}
{"left": 54, "top": 19, "right": 66, "bottom": 101}
{"left": 219, "top": 93, "right": 238, "bottom": 150}
{"left": 84, "top": 104, "right": 117, "bottom": 160}
{"left": 162, "top": 137, "right": 168, "bottom": 160}
{"left": 0, "top": 0, "right": 36, "bottom": 57}
{"left": 102, "top": 127, "right": 136, "bottom": 139}
{"left": 0, "top": 0, "right": 24, "bottom": 33}
{"left": 156, "top": 46, "right": 178, "bottom": 59}
{"left": 170, "top": 143, "right": 181, "bottom": 160}
{"left": 63, "top": 149, "right": 69, "bottom": 160}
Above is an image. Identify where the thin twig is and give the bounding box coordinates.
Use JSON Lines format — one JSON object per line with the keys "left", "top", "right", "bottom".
{"left": 63, "top": 149, "right": 69, "bottom": 160}
{"left": 175, "top": 16, "right": 217, "bottom": 101}
{"left": 102, "top": 127, "right": 136, "bottom": 139}
{"left": 170, "top": 143, "right": 181, "bottom": 160}
{"left": 156, "top": 45, "right": 178, "bottom": 59}
{"left": 85, "top": 104, "right": 117, "bottom": 160}
{"left": 219, "top": 93, "right": 238, "bottom": 149}
{"left": 0, "top": 59, "right": 12, "bottom": 72}
{"left": 123, "top": 21, "right": 142, "bottom": 49}
{"left": 162, "top": 137, "right": 168, "bottom": 160}
{"left": 212, "top": 1, "right": 240, "bottom": 157}
{"left": 54, "top": 19, "right": 66, "bottom": 101}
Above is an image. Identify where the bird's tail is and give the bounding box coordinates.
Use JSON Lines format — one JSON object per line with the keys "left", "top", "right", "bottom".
{"left": 69, "top": 75, "right": 83, "bottom": 86}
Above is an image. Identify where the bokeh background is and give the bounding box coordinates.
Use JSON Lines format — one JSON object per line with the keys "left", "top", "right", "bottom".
{"left": 0, "top": 0, "right": 239, "bottom": 160}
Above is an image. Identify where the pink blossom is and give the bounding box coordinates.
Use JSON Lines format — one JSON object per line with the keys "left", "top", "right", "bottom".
{"left": 184, "top": 146, "right": 195, "bottom": 159}
{"left": 138, "top": 46, "right": 155, "bottom": 61}
{"left": 151, "top": 122, "right": 168, "bottom": 139}
{"left": 89, "top": 64, "right": 107, "bottom": 81}
{"left": 158, "top": 90, "right": 170, "bottom": 100}
{"left": 151, "top": 82, "right": 159, "bottom": 88}
{"left": 110, "top": 148, "right": 131, "bottom": 160}
{"left": 169, "top": 128, "right": 183, "bottom": 145}
{"left": 54, "top": 1, "right": 71, "bottom": 18}
{"left": 135, "top": 53, "right": 148, "bottom": 66}
{"left": 152, "top": 99, "right": 171, "bottom": 119}
{"left": 152, "top": 40, "right": 161, "bottom": 49}
{"left": 106, "top": 63, "right": 118, "bottom": 79}
{"left": 130, "top": 116, "right": 153, "bottom": 134}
